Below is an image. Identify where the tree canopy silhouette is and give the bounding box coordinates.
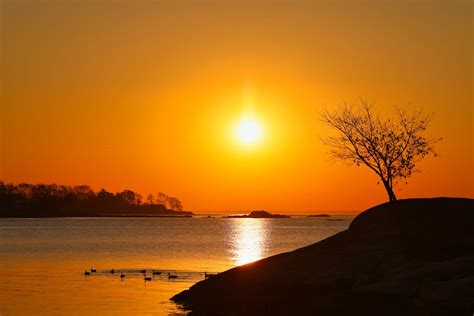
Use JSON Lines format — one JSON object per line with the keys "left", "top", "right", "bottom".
{"left": 0, "top": 181, "right": 190, "bottom": 217}
{"left": 321, "top": 99, "right": 440, "bottom": 202}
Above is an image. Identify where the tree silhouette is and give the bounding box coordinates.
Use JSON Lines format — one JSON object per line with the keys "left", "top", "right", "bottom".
{"left": 166, "top": 197, "right": 183, "bottom": 212}
{"left": 0, "top": 182, "right": 188, "bottom": 217}
{"left": 156, "top": 192, "right": 183, "bottom": 211}
{"left": 321, "top": 99, "right": 441, "bottom": 202}
{"left": 146, "top": 194, "right": 155, "bottom": 204}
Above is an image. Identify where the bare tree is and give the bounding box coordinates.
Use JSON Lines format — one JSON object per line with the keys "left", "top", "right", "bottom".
{"left": 156, "top": 192, "right": 183, "bottom": 211}
{"left": 166, "top": 197, "right": 183, "bottom": 212}
{"left": 321, "top": 99, "right": 440, "bottom": 202}
{"left": 146, "top": 194, "right": 154, "bottom": 205}
{"left": 156, "top": 192, "right": 167, "bottom": 206}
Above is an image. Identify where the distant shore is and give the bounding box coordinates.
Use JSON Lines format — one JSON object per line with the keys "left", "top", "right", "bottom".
{"left": 0, "top": 202, "right": 194, "bottom": 218}
{"left": 0, "top": 214, "right": 194, "bottom": 218}
{"left": 0, "top": 210, "right": 194, "bottom": 218}
{"left": 0, "top": 181, "right": 192, "bottom": 218}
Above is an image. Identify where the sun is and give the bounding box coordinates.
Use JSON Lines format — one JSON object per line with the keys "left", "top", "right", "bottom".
{"left": 235, "top": 118, "right": 262, "bottom": 144}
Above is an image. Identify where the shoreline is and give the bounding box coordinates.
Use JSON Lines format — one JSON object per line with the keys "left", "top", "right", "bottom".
{"left": 0, "top": 214, "right": 357, "bottom": 219}
{"left": 0, "top": 214, "right": 194, "bottom": 219}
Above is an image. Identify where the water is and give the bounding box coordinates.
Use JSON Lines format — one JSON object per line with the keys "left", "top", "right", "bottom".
{"left": 0, "top": 216, "right": 352, "bottom": 315}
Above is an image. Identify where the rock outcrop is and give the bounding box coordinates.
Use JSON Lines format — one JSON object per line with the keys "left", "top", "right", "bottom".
{"left": 225, "top": 210, "right": 290, "bottom": 218}
{"left": 172, "top": 198, "right": 474, "bottom": 315}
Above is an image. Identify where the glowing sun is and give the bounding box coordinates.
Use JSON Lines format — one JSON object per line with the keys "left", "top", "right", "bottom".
{"left": 235, "top": 118, "right": 262, "bottom": 144}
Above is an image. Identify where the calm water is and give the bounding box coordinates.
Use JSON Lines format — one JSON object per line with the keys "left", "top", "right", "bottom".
{"left": 0, "top": 216, "right": 352, "bottom": 315}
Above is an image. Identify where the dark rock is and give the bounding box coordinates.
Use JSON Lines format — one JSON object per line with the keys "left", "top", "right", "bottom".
{"left": 172, "top": 198, "right": 474, "bottom": 315}
{"left": 226, "top": 210, "right": 290, "bottom": 218}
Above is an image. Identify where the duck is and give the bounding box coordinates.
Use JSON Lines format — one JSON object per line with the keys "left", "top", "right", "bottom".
{"left": 84, "top": 270, "right": 91, "bottom": 276}
{"left": 110, "top": 269, "right": 115, "bottom": 274}
{"left": 144, "top": 275, "right": 152, "bottom": 281}
{"left": 152, "top": 270, "right": 161, "bottom": 275}
{"left": 120, "top": 272, "right": 125, "bottom": 278}
{"left": 168, "top": 273, "right": 178, "bottom": 279}
{"left": 90, "top": 268, "right": 96, "bottom": 273}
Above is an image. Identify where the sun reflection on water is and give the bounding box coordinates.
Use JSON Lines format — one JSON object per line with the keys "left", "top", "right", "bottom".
{"left": 231, "top": 219, "right": 268, "bottom": 266}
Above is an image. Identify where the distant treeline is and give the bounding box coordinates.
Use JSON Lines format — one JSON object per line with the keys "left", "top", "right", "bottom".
{"left": 0, "top": 181, "right": 192, "bottom": 218}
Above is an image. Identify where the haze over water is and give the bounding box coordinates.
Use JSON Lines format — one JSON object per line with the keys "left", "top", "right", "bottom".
{"left": 0, "top": 216, "right": 351, "bottom": 315}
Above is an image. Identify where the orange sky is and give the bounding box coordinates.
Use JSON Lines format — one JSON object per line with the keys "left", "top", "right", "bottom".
{"left": 1, "top": 1, "right": 472, "bottom": 214}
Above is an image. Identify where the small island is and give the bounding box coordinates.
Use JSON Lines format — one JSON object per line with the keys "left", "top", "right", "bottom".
{"left": 307, "top": 214, "right": 330, "bottom": 218}
{"left": 225, "top": 210, "right": 290, "bottom": 218}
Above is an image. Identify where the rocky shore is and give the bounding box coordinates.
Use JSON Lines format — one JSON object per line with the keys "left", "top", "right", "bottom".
{"left": 172, "top": 198, "right": 474, "bottom": 315}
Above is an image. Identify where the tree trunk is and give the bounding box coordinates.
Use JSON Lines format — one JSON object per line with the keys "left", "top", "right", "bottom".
{"left": 382, "top": 179, "right": 397, "bottom": 203}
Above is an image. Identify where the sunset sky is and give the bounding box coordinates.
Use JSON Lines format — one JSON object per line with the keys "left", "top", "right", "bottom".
{"left": 1, "top": 1, "right": 472, "bottom": 213}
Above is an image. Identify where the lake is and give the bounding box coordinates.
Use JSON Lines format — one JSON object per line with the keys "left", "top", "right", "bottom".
{"left": 0, "top": 216, "right": 352, "bottom": 315}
